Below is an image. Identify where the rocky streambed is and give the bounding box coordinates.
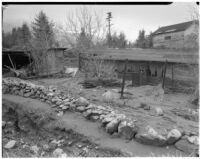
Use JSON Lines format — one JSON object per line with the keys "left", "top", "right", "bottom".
{"left": 2, "top": 77, "right": 199, "bottom": 157}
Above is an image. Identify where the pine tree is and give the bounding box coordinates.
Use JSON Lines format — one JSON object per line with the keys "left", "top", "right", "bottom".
{"left": 32, "top": 11, "right": 55, "bottom": 49}
{"left": 31, "top": 10, "right": 55, "bottom": 75}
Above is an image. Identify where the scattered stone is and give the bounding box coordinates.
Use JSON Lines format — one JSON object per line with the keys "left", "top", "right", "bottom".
{"left": 155, "top": 107, "right": 163, "bottom": 116}
{"left": 167, "top": 129, "right": 182, "bottom": 144}
{"left": 57, "top": 111, "right": 64, "bottom": 116}
{"left": 106, "top": 119, "right": 121, "bottom": 134}
{"left": 4, "top": 140, "right": 16, "bottom": 149}
{"left": 175, "top": 138, "right": 198, "bottom": 154}
{"left": 76, "top": 106, "right": 85, "bottom": 112}
{"left": 90, "top": 115, "right": 99, "bottom": 121}
{"left": 187, "top": 136, "right": 199, "bottom": 146}
{"left": 52, "top": 148, "right": 65, "bottom": 157}
{"left": 30, "top": 145, "right": 39, "bottom": 154}
{"left": 76, "top": 97, "right": 89, "bottom": 107}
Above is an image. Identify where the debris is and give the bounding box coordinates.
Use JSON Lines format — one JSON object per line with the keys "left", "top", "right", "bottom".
{"left": 64, "top": 67, "right": 78, "bottom": 77}
{"left": 102, "top": 90, "right": 120, "bottom": 100}
{"left": 4, "top": 140, "right": 17, "bottom": 149}
{"left": 30, "top": 145, "right": 39, "bottom": 154}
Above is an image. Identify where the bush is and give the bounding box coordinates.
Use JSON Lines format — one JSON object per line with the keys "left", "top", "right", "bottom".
{"left": 81, "top": 55, "right": 117, "bottom": 80}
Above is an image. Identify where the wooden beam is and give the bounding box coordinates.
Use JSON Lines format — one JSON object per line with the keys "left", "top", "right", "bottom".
{"left": 121, "top": 59, "right": 128, "bottom": 98}
{"left": 8, "top": 54, "right": 15, "bottom": 69}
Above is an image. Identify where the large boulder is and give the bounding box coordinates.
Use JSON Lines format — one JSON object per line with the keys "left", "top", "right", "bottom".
{"left": 135, "top": 126, "right": 167, "bottom": 146}
{"left": 167, "top": 129, "right": 182, "bottom": 144}
{"left": 175, "top": 137, "right": 198, "bottom": 155}
{"left": 118, "top": 120, "right": 138, "bottom": 140}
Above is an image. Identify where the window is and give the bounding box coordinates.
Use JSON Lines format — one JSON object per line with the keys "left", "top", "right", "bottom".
{"left": 165, "top": 36, "right": 171, "bottom": 40}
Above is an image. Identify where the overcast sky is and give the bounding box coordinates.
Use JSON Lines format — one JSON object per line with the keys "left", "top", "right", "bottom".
{"left": 3, "top": 2, "right": 198, "bottom": 42}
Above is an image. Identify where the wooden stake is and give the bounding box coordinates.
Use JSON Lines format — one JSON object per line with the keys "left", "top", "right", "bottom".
{"left": 121, "top": 59, "right": 128, "bottom": 98}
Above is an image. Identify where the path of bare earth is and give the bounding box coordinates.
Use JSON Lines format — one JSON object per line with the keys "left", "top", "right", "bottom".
{"left": 2, "top": 94, "right": 183, "bottom": 157}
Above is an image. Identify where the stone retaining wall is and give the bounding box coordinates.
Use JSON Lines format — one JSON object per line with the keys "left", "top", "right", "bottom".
{"left": 2, "top": 77, "right": 199, "bottom": 155}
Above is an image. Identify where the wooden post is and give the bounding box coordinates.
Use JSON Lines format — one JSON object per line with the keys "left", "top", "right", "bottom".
{"left": 121, "top": 59, "right": 128, "bottom": 98}
{"left": 162, "top": 60, "right": 167, "bottom": 89}
{"left": 171, "top": 64, "right": 174, "bottom": 87}
{"left": 131, "top": 72, "right": 134, "bottom": 87}
{"left": 139, "top": 65, "right": 141, "bottom": 86}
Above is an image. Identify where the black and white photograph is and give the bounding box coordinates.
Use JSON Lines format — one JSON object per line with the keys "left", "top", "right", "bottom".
{"left": 1, "top": 1, "right": 199, "bottom": 157}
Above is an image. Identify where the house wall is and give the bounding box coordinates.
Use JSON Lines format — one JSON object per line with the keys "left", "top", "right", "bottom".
{"left": 39, "top": 49, "right": 65, "bottom": 75}
{"left": 153, "top": 31, "right": 185, "bottom": 49}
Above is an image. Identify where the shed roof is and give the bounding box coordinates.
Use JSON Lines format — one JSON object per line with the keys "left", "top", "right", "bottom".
{"left": 153, "top": 20, "right": 198, "bottom": 35}
{"left": 83, "top": 48, "right": 198, "bottom": 65}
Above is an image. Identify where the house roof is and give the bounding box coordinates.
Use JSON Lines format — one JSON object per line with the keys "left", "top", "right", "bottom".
{"left": 83, "top": 48, "right": 198, "bottom": 65}
{"left": 153, "top": 20, "right": 198, "bottom": 35}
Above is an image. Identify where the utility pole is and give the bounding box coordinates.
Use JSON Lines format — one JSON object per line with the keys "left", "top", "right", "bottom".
{"left": 106, "top": 12, "right": 112, "bottom": 48}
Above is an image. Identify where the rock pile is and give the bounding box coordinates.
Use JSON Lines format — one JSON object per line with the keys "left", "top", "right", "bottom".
{"left": 2, "top": 77, "right": 199, "bottom": 154}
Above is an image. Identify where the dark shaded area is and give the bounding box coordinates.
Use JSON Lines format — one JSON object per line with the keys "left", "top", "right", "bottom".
{"left": 2, "top": 50, "right": 31, "bottom": 74}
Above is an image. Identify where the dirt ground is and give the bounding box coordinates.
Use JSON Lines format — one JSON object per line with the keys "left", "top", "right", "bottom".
{"left": 30, "top": 76, "right": 199, "bottom": 139}
{"left": 32, "top": 77, "right": 198, "bottom": 134}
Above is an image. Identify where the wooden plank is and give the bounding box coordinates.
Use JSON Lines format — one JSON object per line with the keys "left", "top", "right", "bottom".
{"left": 120, "top": 59, "right": 128, "bottom": 98}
